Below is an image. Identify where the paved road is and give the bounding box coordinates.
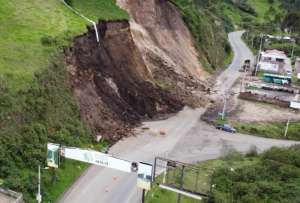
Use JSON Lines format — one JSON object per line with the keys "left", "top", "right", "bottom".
{"left": 214, "top": 31, "right": 254, "bottom": 96}
{"left": 58, "top": 31, "right": 299, "bottom": 203}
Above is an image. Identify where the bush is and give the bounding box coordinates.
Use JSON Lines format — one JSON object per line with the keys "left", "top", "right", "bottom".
{"left": 65, "top": 0, "right": 73, "bottom": 6}
{"left": 40, "top": 35, "right": 57, "bottom": 46}
{"left": 0, "top": 53, "right": 92, "bottom": 202}
{"left": 211, "top": 145, "right": 300, "bottom": 202}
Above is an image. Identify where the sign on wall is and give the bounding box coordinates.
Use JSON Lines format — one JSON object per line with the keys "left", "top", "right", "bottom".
{"left": 61, "top": 147, "right": 135, "bottom": 173}
{"left": 137, "top": 162, "right": 153, "bottom": 190}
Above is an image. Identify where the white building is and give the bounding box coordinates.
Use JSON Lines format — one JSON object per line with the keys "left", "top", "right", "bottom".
{"left": 258, "top": 50, "right": 291, "bottom": 74}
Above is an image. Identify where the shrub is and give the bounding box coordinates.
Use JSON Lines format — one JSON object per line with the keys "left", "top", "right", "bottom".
{"left": 40, "top": 35, "right": 57, "bottom": 46}
{"left": 65, "top": 0, "right": 73, "bottom": 6}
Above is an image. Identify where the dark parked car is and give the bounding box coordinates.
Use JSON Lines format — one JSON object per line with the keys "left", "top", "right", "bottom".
{"left": 216, "top": 124, "right": 236, "bottom": 133}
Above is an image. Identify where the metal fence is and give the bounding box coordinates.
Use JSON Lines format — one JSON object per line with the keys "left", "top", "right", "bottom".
{"left": 153, "top": 157, "right": 210, "bottom": 200}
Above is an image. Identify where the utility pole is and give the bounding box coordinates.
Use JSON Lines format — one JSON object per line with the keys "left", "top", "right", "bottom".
{"left": 240, "top": 69, "right": 247, "bottom": 93}
{"left": 36, "top": 165, "right": 42, "bottom": 203}
{"left": 36, "top": 165, "right": 49, "bottom": 203}
{"left": 222, "top": 93, "right": 227, "bottom": 120}
{"left": 142, "top": 189, "right": 146, "bottom": 203}
{"left": 255, "top": 33, "right": 264, "bottom": 76}
{"left": 291, "top": 40, "right": 295, "bottom": 59}
{"left": 284, "top": 118, "right": 290, "bottom": 137}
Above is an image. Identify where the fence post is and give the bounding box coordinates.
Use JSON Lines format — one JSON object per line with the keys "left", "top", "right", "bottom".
{"left": 177, "top": 165, "right": 185, "bottom": 203}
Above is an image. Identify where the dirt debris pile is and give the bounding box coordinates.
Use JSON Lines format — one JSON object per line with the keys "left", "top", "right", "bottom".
{"left": 65, "top": 2, "right": 210, "bottom": 141}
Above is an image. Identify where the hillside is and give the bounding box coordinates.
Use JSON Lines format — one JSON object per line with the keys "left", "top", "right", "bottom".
{"left": 0, "top": 0, "right": 129, "bottom": 202}
{"left": 0, "top": 0, "right": 212, "bottom": 201}
{"left": 0, "top": 0, "right": 286, "bottom": 202}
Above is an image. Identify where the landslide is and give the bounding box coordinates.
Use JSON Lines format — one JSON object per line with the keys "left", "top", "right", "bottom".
{"left": 65, "top": 20, "right": 209, "bottom": 142}
{"left": 117, "top": 0, "right": 208, "bottom": 80}
{"left": 117, "top": 0, "right": 233, "bottom": 73}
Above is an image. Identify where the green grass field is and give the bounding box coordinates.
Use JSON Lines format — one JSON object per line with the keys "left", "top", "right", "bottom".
{"left": 247, "top": 0, "right": 282, "bottom": 22}
{"left": 0, "top": 0, "right": 127, "bottom": 92}
{"left": 72, "top": 0, "right": 129, "bottom": 22}
{"left": 232, "top": 121, "right": 300, "bottom": 141}
{"left": 43, "top": 160, "right": 89, "bottom": 202}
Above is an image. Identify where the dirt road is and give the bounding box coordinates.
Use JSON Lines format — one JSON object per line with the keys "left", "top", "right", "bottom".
{"left": 58, "top": 31, "right": 299, "bottom": 203}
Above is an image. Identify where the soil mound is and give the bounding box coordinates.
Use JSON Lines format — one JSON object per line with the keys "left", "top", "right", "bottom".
{"left": 65, "top": 2, "right": 210, "bottom": 142}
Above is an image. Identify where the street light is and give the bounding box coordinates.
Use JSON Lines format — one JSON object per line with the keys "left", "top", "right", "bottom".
{"left": 284, "top": 118, "right": 290, "bottom": 138}
{"left": 221, "top": 93, "right": 229, "bottom": 120}
{"left": 36, "top": 165, "right": 49, "bottom": 203}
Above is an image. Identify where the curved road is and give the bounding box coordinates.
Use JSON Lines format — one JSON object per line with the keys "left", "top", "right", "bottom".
{"left": 58, "top": 31, "right": 299, "bottom": 203}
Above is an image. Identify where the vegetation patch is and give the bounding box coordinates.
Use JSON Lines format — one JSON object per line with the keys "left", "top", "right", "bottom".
{"left": 147, "top": 146, "right": 300, "bottom": 203}
{"left": 211, "top": 145, "right": 300, "bottom": 203}
{"left": 232, "top": 121, "right": 300, "bottom": 141}
{"left": 71, "top": 0, "right": 129, "bottom": 21}
{"left": 170, "top": 0, "right": 234, "bottom": 71}
{"left": 0, "top": 1, "right": 129, "bottom": 202}
{"left": 146, "top": 152, "right": 259, "bottom": 203}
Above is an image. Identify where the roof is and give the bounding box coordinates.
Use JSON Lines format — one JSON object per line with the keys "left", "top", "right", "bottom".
{"left": 259, "top": 62, "right": 279, "bottom": 72}
{"left": 263, "top": 73, "right": 292, "bottom": 79}
{"left": 261, "top": 50, "right": 287, "bottom": 59}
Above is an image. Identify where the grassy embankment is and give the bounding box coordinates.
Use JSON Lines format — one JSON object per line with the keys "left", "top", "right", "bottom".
{"left": 0, "top": 0, "right": 127, "bottom": 202}
{"left": 232, "top": 121, "right": 300, "bottom": 141}
{"left": 146, "top": 145, "right": 300, "bottom": 203}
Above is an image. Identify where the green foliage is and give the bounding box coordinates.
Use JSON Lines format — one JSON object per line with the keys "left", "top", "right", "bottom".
{"left": 65, "top": 0, "right": 73, "bottom": 6}
{"left": 280, "top": 0, "right": 300, "bottom": 12}
{"left": 0, "top": 0, "right": 128, "bottom": 201}
{"left": 265, "top": 42, "right": 300, "bottom": 57}
{"left": 0, "top": 54, "right": 92, "bottom": 202}
{"left": 282, "top": 12, "right": 300, "bottom": 34}
{"left": 210, "top": 145, "right": 300, "bottom": 203}
{"left": 146, "top": 157, "right": 259, "bottom": 203}
{"left": 233, "top": 121, "right": 300, "bottom": 141}
{"left": 71, "top": 0, "right": 129, "bottom": 22}
{"left": 171, "top": 0, "right": 233, "bottom": 71}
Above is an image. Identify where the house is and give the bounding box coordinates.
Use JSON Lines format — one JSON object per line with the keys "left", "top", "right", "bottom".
{"left": 257, "top": 50, "right": 292, "bottom": 74}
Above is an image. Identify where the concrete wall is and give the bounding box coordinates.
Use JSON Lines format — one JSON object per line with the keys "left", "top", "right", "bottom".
{"left": 239, "top": 92, "right": 290, "bottom": 108}
{"left": 0, "top": 187, "right": 24, "bottom": 203}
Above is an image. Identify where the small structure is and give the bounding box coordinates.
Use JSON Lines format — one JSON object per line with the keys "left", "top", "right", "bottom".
{"left": 257, "top": 50, "right": 292, "bottom": 74}
{"left": 0, "top": 187, "right": 24, "bottom": 203}
{"left": 295, "top": 58, "right": 300, "bottom": 80}
{"left": 263, "top": 73, "right": 292, "bottom": 86}
{"left": 290, "top": 94, "right": 300, "bottom": 110}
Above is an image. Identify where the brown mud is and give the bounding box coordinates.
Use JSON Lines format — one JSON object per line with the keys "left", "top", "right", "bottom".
{"left": 65, "top": 2, "right": 210, "bottom": 142}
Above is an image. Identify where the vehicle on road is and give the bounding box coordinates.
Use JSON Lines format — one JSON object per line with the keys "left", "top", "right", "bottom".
{"left": 239, "top": 59, "right": 251, "bottom": 72}
{"left": 216, "top": 124, "right": 236, "bottom": 133}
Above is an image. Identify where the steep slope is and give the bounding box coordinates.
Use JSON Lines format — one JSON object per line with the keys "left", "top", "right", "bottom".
{"left": 65, "top": 20, "right": 209, "bottom": 141}
{"left": 117, "top": 0, "right": 208, "bottom": 80}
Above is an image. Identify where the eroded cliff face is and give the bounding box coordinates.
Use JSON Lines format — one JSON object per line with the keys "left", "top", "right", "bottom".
{"left": 117, "top": 0, "right": 209, "bottom": 80}
{"left": 65, "top": 1, "right": 210, "bottom": 141}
